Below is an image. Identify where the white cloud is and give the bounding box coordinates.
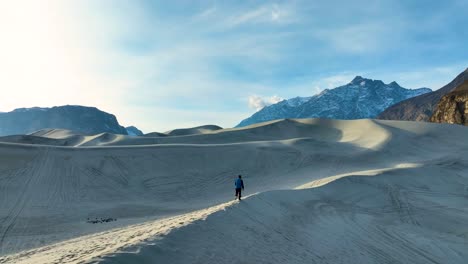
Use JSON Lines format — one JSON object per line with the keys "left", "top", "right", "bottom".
{"left": 229, "top": 6, "right": 270, "bottom": 26}
{"left": 248, "top": 95, "right": 284, "bottom": 111}
{"left": 227, "top": 3, "right": 294, "bottom": 27}
{"left": 271, "top": 5, "right": 284, "bottom": 21}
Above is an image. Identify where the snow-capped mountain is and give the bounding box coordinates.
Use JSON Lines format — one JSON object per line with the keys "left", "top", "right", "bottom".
{"left": 236, "top": 76, "right": 432, "bottom": 127}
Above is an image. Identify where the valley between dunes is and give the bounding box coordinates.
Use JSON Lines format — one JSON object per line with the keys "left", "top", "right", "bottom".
{"left": 0, "top": 119, "right": 467, "bottom": 264}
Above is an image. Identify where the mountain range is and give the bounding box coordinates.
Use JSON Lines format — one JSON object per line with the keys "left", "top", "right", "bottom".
{"left": 3, "top": 70, "right": 466, "bottom": 137}
{"left": 0, "top": 105, "right": 130, "bottom": 136}
{"left": 237, "top": 76, "right": 431, "bottom": 127}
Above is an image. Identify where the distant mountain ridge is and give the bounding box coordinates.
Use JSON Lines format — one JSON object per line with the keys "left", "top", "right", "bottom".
{"left": 237, "top": 76, "right": 431, "bottom": 127}
{"left": 378, "top": 68, "right": 468, "bottom": 121}
{"left": 126, "top": 126, "right": 144, "bottom": 136}
{"left": 0, "top": 105, "right": 128, "bottom": 136}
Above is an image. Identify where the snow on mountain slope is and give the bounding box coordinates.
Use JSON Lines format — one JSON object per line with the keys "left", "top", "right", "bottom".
{"left": 237, "top": 76, "right": 431, "bottom": 127}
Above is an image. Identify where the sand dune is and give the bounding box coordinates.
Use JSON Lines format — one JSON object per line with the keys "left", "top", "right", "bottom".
{"left": 0, "top": 119, "right": 390, "bottom": 147}
{"left": 164, "top": 125, "right": 223, "bottom": 136}
{"left": 29, "top": 128, "right": 83, "bottom": 138}
{"left": 0, "top": 119, "right": 467, "bottom": 263}
{"left": 143, "top": 132, "right": 168, "bottom": 137}
{"left": 96, "top": 163, "right": 468, "bottom": 264}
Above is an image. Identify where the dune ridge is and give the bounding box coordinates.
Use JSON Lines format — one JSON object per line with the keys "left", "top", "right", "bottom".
{"left": 0, "top": 119, "right": 391, "bottom": 148}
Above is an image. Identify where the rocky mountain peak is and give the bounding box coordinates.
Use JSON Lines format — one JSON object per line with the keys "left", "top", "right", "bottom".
{"left": 236, "top": 76, "right": 431, "bottom": 127}
{"left": 349, "top": 76, "right": 386, "bottom": 87}
{"left": 350, "top": 76, "right": 367, "bottom": 85}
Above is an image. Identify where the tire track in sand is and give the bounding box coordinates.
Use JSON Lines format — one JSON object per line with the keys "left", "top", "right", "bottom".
{"left": 0, "top": 148, "right": 51, "bottom": 254}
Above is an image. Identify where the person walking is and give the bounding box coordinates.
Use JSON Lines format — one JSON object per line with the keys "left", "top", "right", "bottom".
{"left": 235, "top": 175, "right": 245, "bottom": 201}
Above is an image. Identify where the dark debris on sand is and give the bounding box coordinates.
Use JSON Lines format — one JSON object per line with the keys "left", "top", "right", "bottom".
{"left": 86, "top": 217, "right": 117, "bottom": 224}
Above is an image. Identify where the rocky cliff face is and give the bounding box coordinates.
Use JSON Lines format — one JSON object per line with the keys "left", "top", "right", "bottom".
{"left": 0, "top": 105, "right": 128, "bottom": 136}
{"left": 430, "top": 80, "right": 468, "bottom": 126}
{"left": 378, "top": 68, "right": 468, "bottom": 121}
{"left": 237, "top": 76, "right": 431, "bottom": 127}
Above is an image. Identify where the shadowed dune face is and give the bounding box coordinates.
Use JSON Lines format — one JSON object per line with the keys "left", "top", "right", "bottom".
{"left": 0, "top": 118, "right": 467, "bottom": 261}
{"left": 0, "top": 119, "right": 343, "bottom": 146}
{"left": 143, "top": 132, "right": 168, "bottom": 137}
{"left": 29, "top": 128, "right": 81, "bottom": 138}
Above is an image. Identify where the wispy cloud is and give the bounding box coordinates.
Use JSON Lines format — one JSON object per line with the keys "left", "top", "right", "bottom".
{"left": 2, "top": 0, "right": 466, "bottom": 132}
{"left": 226, "top": 3, "right": 294, "bottom": 27}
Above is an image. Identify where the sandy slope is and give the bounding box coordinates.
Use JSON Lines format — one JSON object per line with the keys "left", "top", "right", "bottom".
{"left": 96, "top": 164, "right": 468, "bottom": 264}
{"left": 0, "top": 119, "right": 387, "bottom": 147}
{"left": 164, "top": 125, "right": 223, "bottom": 136}
{"left": 0, "top": 119, "right": 467, "bottom": 263}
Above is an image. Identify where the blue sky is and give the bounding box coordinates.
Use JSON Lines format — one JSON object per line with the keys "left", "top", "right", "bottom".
{"left": 0, "top": 0, "right": 467, "bottom": 132}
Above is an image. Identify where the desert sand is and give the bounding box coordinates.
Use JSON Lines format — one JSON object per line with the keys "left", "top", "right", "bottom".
{"left": 0, "top": 119, "right": 467, "bottom": 263}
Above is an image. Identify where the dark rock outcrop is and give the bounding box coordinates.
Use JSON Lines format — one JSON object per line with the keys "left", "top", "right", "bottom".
{"left": 0, "top": 105, "right": 128, "bottom": 136}
{"left": 378, "top": 68, "right": 468, "bottom": 121}
{"left": 430, "top": 80, "right": 468, "bottom": 125}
